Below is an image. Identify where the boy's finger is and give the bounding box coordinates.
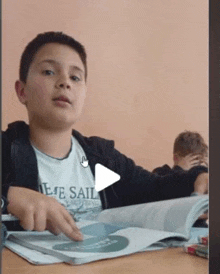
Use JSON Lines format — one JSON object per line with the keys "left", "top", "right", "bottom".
{"left": 190, "top": 157, "right": 205, "bottom": 165}
{"left": 189, "top": 154, "right": 201, "bottom": 160}
{"left": 46, "top": 221, "right": 61, "bottom": 236}
{"left": 190, "top": 160, "right": 200, "bottom": 166}
{"left": 191, "top": 158, "right": 208, "bottom": 167}
{"left": 34, "top": 210, "right": 47, "bottom": 232}
{"left": 200, "top": 162, "right": 208, "bottom": 167}
{"left": 188, "top": 153, "right": 200, "bottom": 157}
{"left": 53, "top": 210, "right": 83, "bottom": 241}
{"left": 20, "top": 213, "right": 35, "bottom": 231}
{"left": 57, "top": 217, "right": 83, "bottom": 241}
{"left": 63, "top": 211, "right": 84, "bottom": 240}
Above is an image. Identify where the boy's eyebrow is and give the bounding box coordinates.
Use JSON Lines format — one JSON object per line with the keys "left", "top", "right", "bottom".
{"left": 37, "top": 59, "right": 84, "bottom": 73}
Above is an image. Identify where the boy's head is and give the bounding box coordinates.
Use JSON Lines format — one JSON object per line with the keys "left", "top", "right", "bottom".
{"left": 15, "top": 32, "right": 88, "bottom": 130}
{"left": 173, "top": 131, "right": 208, "bottom": 165}
{"left": 19, "top": 31, "right": 87, "bottom": 83}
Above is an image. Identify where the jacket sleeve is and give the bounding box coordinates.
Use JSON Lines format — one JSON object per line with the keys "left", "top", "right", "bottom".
{"left": 108, "top": 147, "right": 208, "bottom": 206}
{"left": 152, "top": 164, "right": 172, "bottom": 175}
{"left": 2, "top": 131, "right": 13, "bottom": 213}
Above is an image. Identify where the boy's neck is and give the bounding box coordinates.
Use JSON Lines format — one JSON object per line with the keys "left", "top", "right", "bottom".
{"left": 29, "top": 123, "right": 73, "bottom": 159}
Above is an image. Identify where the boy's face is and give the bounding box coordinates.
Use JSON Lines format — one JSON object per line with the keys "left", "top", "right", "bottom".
{"left": 15, "top": 43, "right": 87, "bottom": 130}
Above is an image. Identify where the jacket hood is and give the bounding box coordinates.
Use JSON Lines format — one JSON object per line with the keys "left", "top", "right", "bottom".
{"left": 5, "top": 120, "right": 115, "bottom": 154}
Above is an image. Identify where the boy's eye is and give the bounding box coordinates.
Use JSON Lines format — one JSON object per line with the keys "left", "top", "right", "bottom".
{"left": 71, "top": 75, "right": 80, "bottom": 82}
{"left": 43, "top": 70, "right": 54, "bottom": 75}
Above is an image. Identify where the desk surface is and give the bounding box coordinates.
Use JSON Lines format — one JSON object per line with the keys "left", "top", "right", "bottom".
{"left": 2, "top": 247, "right": 208, "bottom": 274}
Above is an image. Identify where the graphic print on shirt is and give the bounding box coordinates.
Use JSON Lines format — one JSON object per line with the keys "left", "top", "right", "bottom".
{"left": 33, "top": 136, "right": 102, "bottom": 221}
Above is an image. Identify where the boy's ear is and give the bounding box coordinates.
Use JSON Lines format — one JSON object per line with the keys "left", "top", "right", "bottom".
{"left": 15, "top": 80, "right": 27, "bottom": 105}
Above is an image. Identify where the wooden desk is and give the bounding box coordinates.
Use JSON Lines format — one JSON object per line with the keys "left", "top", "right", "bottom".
{"left": 2, "top": 247, "right": 208, "bottom": 274}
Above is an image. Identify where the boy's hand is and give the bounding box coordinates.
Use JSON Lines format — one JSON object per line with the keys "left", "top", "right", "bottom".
{"left": 198, "top": 212, "right": 208, "bottom": 220}
{"left": 199, "top": 156, "right": 209, "bottom": 168}
{"left": 193, "top": 173, "right": 208, "bottom": 223}
{"left": 193, "top": 172, "right": 209, "bottom": 195}
{"left": 177, "top": 154, "right": 208, "bottom": 170}
{"left": 7, "top": 186, "right": 83, "bottom": 241}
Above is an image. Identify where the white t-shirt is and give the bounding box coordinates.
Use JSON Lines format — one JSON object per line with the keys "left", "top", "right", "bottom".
{"left": 32, "top": 136, "right": 102, "bottom": 221}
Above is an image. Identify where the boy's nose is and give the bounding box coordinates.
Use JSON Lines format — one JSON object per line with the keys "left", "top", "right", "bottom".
{"left": 56, "top": 74, "right": 71, "bottom": 89}
{"left": 58, "top": 82, "right": 71, "bottom": 89}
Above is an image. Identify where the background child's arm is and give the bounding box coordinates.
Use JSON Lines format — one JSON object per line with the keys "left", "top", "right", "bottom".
{"left": 193, "top": 173, "right": 208, "bottom": 195}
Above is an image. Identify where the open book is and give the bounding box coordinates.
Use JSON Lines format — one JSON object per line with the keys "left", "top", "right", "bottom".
{"left": 5, "top": 195, "right": 208, "bottom": 265}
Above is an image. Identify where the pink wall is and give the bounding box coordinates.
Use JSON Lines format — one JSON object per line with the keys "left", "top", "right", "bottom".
{"left": 2, "top": 0, "right": 208, "bottom": 171}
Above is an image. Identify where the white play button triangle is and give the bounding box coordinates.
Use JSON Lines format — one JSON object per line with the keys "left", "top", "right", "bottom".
{"left": 95, "top": 163, "right": 121, "bottom": 192}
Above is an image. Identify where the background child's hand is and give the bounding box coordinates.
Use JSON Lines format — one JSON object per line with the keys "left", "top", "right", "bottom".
{"left": 199, "top": 156, "right": 209, "bottom": 168}
{"left": 7, "top": 186, "right": 83, "bottom": 241}
{"left": 177, "top": 154, "right": 203, "bottom": 170}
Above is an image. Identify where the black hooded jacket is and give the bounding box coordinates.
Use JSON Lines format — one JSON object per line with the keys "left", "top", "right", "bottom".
{"left": 2, "top": 121, "right": 208, "bottom": 230}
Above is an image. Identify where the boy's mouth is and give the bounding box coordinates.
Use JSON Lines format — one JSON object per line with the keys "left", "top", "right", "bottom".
{"left": 53, "top": 96, "right": 71, "bottom": 104}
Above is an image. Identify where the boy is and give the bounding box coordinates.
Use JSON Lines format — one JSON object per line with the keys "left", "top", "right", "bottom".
{"left": 153, "top": 131, "right": 208, "bottom": 175}
{"left": 152, "top": 131, "right": 209, "bottom": 226}
{"left": 2, "top": 32, "right": 208, "bottom": 241}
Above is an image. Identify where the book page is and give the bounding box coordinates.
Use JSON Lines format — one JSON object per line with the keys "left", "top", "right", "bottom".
{"left": 98, "top": 195, "right": 208, "bottom": 238}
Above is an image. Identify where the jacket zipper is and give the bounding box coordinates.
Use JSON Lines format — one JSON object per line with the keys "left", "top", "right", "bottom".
{"left": 103, "top": 190, "right": 108, "bottom": 209}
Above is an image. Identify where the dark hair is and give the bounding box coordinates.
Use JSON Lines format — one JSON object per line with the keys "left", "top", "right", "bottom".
{"left": 173, "top": 131, "right": 208, "bottom": 157}
{"left": 19, "top": 31, "right": 87, "bottom": 83}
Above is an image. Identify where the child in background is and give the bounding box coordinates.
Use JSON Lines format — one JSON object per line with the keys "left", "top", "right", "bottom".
{"left": 153, "top": 131, "right": 208, "bottom": 175}
{"left": 153, "top": 131, "right": 208, "bottom": 227}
